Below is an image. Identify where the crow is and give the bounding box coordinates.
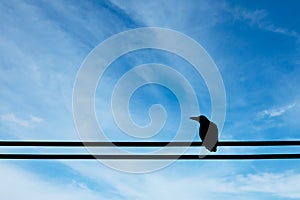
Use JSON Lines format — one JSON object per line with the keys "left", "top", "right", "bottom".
{"left": 190, "top": 115, "right": 218, "bottom": 152}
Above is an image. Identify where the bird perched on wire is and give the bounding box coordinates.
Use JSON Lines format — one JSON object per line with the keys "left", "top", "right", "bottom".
{"left": 190, "top": 115, "right": 218, "bottom": 152}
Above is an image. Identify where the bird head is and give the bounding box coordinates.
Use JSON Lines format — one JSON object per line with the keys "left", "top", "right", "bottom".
{"left": 190, "top": 115, "right": 209, "bottom": 123}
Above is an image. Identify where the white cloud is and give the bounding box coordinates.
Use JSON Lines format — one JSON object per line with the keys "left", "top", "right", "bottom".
{"left": 250, "top": 103, "right": 296, "bottom": 131}
{"left": 230, "top": 7, "right": 268, "bottom": 23}
{"left": 0, "top": 113, "right": 43, "bottom": 128}
{"left": 1, "top": 113, "right": 32, "bottom": 128}
{"left": 0, "top": 162, "right": 106, "bottom": 200}
{"left": 1, "top": 159, "right": 299, "bottom": 200}
{"left": 111, "top": 0, "right": 225, "bottom": 32}
{"left": 227, "top": 6, "right": 300, "bottom": 41}
{"left": 63, "top": 161, "right": 300, "bottom": 200}
{"left": 262, "top": 24, "right": 300, "bottom": 40}
{"left": 259, "top": 103, "right": 296, "bottom": 118}
{"left": 30, "top": 115, "right": 43, "bottom": 123}
{"left": 237, "top": 172, "right": 300, "bottom": 199}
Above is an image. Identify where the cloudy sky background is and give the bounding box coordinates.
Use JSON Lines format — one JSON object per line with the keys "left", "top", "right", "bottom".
{"left": 1, "top": 0, "right": 300, "bottom": 199}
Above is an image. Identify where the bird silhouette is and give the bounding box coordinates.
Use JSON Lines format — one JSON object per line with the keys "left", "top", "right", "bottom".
{"left": 190, "top": 115, "right": 218, "bottom": 152}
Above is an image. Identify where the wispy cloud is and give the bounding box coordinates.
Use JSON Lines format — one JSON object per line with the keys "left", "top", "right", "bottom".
{"left": 259, "top": 103, "right": 296, "bottom": 118}
{"left": 30, "top": 115, "right": 43, "bottom": 124}
{"left": 0, "top": 162, "right": 105, "bottom": 200}
{"left": 2, "top": 159, "right": 299, "bottom": 200}
{"left": 227, "top": 6, "right": 300, "bottom": 42}
{"left": 0, "top": 113, "right": 43, "bottom": 128}
{"left": 237, "top": 172, "right": 300, "bottom": 199}
{"left": 64, "top": 161, "right": 300, "bottom": 200}
{"left": 230, "top": 7, "right": 268, "bottom": 23}
{"left": 250, "top": 103, "right": 296, "bottom": 131}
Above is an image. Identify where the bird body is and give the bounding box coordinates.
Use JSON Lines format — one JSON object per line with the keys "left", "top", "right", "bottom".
{"left": 190, "top": 115, "right": 218, "bottom": 152}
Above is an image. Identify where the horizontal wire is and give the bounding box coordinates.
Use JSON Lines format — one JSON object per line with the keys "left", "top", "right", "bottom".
{"left": 1, "top": 154, "right": 300, "bottom": 160}
{"left": 1, "top": 141, "right": 300, "bottom": 160}
{"left": 0, "top": 141, "right": 300, "bottom": 147}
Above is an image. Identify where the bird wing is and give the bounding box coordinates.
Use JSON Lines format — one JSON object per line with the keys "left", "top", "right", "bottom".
{"left": 202, "top": 122, "right": 218, "bottom": 151}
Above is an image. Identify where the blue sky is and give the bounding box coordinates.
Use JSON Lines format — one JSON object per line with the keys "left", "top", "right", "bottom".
{"left": 1, "top": 0, "right": 300, "bottom": 199}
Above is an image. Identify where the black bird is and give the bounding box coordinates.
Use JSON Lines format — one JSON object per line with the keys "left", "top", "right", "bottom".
{"left": 190, "top": 115, "right": 218, "bottom": 152}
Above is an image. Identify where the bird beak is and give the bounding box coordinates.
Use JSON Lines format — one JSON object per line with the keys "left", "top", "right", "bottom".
{"left": 190, "top": 116, "right": 199, "bottom": 122}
